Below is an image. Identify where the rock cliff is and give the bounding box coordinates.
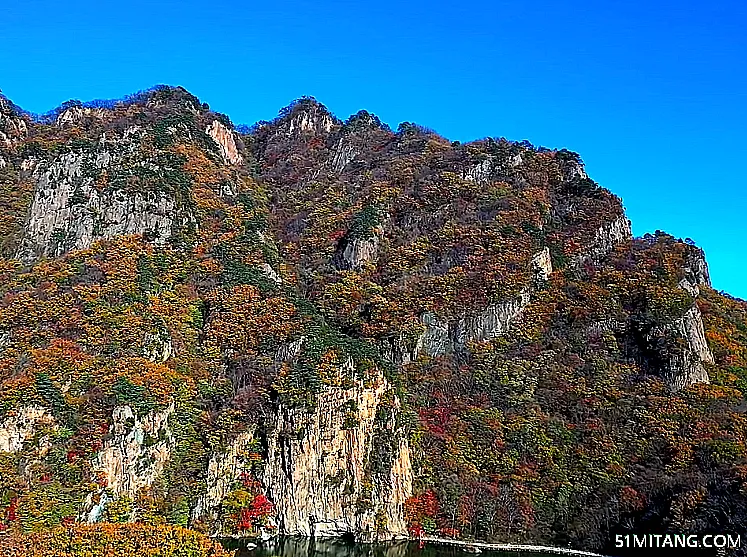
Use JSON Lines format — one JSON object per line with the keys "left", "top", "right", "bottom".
{"left": 206, "top": 120, "right": 244, "bottom": 166}
{"left": 0, "top": 406, "right": 55, "bottom": 453}
{"left": 638, "top": 302, "right": 714, "bottom": 392}
{"left": 83, "top": 404, "right": 174, "bottom": 521}
{"left": 263, "top": 370, "right": 412, "bottom": 540}
{"left": 17, "top": 149, "right": 181, "bottom": 261}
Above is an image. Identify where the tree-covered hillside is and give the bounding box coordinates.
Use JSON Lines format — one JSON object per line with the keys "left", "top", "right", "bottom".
{"left": 0, "top": 86, "right": 745, "bottom": 556}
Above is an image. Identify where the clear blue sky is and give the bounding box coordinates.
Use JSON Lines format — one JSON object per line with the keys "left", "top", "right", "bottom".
{"left": 1, "top": 0, "right": 745, "bottom": 298}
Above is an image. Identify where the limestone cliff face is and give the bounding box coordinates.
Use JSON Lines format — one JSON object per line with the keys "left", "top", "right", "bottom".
{"left": 463, "top": 158, "right": 494, "bottom": 185}
{"left": 0, "top": 406, "right": 55, "bottom": 453}
{"left": 414, "top": 290, "right": 532, "bottom": 359}
{"left": 206, "top": 120, "right": 244, "bottom": 166}
{"left": 262, "top": 370, "right": 412, "bottom": 541}
{"left": 684, "top": 247, "right": 711, "bottom": 287}
{"left": 18, "top": 149, "right": 180, "bottom": 261}
{"left": 580, "top": 215, "right": 633, "bottom": 264}
{"left": 286, "top": 104, "right": 335, "bottom": 136}
{"left": 192, "top": 429, "right": 257, "bottom": 531}
{"left": 328, "top": 139, "right": 359, "bottom": 174}
{"left": 531, "top": 247, "right": 553, "bottom": 282}
{"left": 646, "top": 303, "right": 714, "bottom": 392}
{"left": 55, "top": 106, "right": 107, "bottom": 128}
{"left": 0, "top": 97, "right": 28, "bottom": 147}
{"left": 452, "top": 290, "right": 532, "bottom": 352}
{"left": 83, "top": 404, "right": 174, "bottom": 521}
{"left": 462, "top": 152, "right": 523, "bottom": 185}
{"left": 386, "top": 249, "right": 550, "bottom": 363}
{"left": 333, "top": 233, "right": 380, "bottom": 271}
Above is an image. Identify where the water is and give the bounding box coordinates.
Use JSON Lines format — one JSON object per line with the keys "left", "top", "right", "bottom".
{"left": 227, "top": 537, "right": 561, "bottom": 557}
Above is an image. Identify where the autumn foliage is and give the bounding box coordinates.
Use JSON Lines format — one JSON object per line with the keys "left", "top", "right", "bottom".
{"left": 0, "top": 87, "right": 746, "bottom": 556}
{"left": 0, "top": 523, "right": 233, "bottom": 557}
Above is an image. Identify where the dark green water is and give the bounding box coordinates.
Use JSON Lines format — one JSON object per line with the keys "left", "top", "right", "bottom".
{"left": 226, "top": 537, "right": 560, "bottom": 557}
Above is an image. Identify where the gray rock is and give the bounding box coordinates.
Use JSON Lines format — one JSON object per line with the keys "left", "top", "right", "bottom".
{"left": 17, "top": 150, "right": 182, "bottom": 261}
{"left": 333, "top": 234, "right": 380, "bottom": 271}
{"left": 651, "top": 305, "right": 713, "bottom": 392}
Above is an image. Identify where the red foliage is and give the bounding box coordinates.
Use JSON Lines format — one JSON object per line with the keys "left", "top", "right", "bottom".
{"left": 439, "top": 527, "right": 460, "bottom": 538}
{"left": 620, "top": 486, "right": 646, "bottom": 511}
{"left": 6, "top": 498, "right": 18, "bottom": 522}
{"left": 237, "top": 494, "right": 275, "bottom": 531}
{"left": 329, "top": 229, "right": 346, "bottom": 242}
{"left": 405, "top": 490, "right": 440, "bottom": 533}
{"left": 408, "top": 523, "right": 424, "bottom": 539}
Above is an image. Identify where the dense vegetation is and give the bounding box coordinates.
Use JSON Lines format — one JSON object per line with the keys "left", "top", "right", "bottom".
{"left": 0, "top": 86, "right": 745, "bottom": 556}
{"left": 0, "top": 523, "right": 233, "bottom": 556}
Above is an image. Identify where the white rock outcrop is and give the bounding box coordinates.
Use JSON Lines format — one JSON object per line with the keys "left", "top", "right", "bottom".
{"left": 684, "top": 247, "right": 711, "bottom": 287}
{"left": 651, "top": 304, "right": 714, "bottom": 392}
{"left": 333, "top": 234, "right": 380, "bottom": 271}
{"left": 0, "top": 102, "right": 28, "bottom": 146}
{"left": 56, "top": 106, "right": 107, "bottom": 128}
{"left": 143, "top": 332, "right": 174, "bottom": 363}
{"left": 386, "top": 249, "right": 551, "bottom": 363}
{"left": 576, "top": 215, "right": 632, "bottom": 265}
{"left": 531, "top": 247, "right": 553, "bottom": 282}
{"left": 453, "top": 290, "right": 532, "bottom": 352}
{"left": 329, "top": 139, "right": 358, "bottom": 174}
{"left": 86, "top": 404, "right": 174, "bottom": 511}
{"left": 192, "top": 429, "right": 257, "bottom": 528}
{"left": 462, "top": 152, "right": 523, "bottom": 185}
{"left": 287, "top": 106, "right": 334, "bottom": 135}
{"left": 0, "top": 406, "right": 56, "bottom": 453}
{"left": 206, "top": 120, "right": 243, "bottom": 166}
{"left": 463, "top": 159, "right": 493, "bottom": 184}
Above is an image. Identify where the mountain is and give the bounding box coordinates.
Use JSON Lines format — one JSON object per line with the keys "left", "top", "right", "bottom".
{"left": 0, "top": 86, "right": 745, "bottom": 554}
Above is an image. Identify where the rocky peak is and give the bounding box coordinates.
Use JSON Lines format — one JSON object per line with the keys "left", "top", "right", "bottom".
{"left": 0, "top": 94, "right": 15, "bottom": 115}
{"left": 683, "top": 245, "right": 711, "bottom": 287}
{"left": 343, "top": 110, "right": 388, "bottom": 132}
{"left": 644, "top": 304, "right": 714, "bottom": 392}
{"left": 555, "top": 149, "right": 588, "bottom": 181}
{"left": 280, "top": 97, "right": 337, "bottom": 136}
{"left": 0, "top": 94, "right": 28, "bottom": 146}
{"left": 56, "top": 105, "right": 108, "bottom": 128}
{"left": 142, "top": 85, "right": 205, "bottom": 113}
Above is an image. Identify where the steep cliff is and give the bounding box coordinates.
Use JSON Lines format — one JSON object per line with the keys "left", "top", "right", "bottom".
{"left": 263, "top": 370, "right": 411, "bottom": 540}
{"left": 0, "top": 406, "right": 55, "bottom": 453}
{"left": 18, "top": 150, "right": 180, "bottom": 261}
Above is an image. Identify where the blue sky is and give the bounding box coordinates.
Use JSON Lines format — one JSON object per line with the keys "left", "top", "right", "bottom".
{"left": 1, "top": 0, "right": 745, "bottom": 298}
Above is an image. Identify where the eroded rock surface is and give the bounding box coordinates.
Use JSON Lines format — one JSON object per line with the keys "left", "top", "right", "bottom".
{"left": 651, "top": 304, "right": 714, "bottom": 392}
{"left": 18, "top": 151, "right": 179, "bottom": 261}
{"left": 0, "top": 406, "right": 56, "bottom": 453}
{"left": 206, "top": 120, "right": 244, "bottom": 165}
{"left": 83, "top": 403, "right": 174, "bottom": 522}
{"left": 263, "top": 371, "right": 412, "bottom": 540}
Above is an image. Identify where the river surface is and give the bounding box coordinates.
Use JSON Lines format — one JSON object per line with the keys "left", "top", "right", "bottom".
{"left": 226, "top": 537, "right": 565, "bottom": 557}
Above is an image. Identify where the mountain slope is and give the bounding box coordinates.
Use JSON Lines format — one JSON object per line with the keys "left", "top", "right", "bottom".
{"left": 0, "top": 87, "right": 745, "bottom": 554}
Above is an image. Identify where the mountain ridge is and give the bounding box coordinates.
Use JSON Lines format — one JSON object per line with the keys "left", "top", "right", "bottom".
{"left": 0, "top": 85, "right": 746, "bottom": 556}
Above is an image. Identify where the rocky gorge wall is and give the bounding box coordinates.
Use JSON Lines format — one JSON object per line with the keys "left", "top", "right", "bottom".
{"left": 262, "top": 370, "right": 412, "bottom": 540}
